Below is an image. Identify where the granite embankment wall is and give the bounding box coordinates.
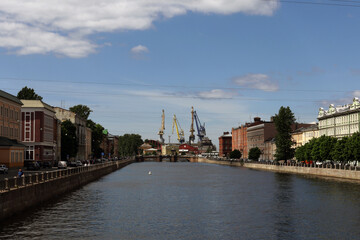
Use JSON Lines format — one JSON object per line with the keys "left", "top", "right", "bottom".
{"left": 195, "top": 158, "right": 360, "bottom": 181}
{"left": 0, "top": 160, "right": 134, "bottom": 221}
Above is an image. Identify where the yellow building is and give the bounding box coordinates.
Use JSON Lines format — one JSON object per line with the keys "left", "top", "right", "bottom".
{"left": 161, "top": 144, "right": 179, "bottom": 155}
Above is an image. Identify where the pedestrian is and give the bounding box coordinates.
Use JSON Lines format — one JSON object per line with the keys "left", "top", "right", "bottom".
{"left": 18, "top": 168, "right": 24, "bottom": 178}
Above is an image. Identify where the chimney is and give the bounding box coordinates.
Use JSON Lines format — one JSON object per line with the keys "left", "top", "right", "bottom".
{"left": 254, "top": 117, "right": 261, "bottom": 122}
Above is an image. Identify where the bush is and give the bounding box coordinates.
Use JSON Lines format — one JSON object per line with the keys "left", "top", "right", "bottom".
{"left": 248, "top": 147, "right": 261, "bottom": 161}
{"left": 229, "top": 149, "right": 242, "bottom": 159}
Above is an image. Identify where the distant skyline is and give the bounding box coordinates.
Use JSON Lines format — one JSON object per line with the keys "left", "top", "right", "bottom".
{"left": 1, "top": 0, "right": 360, "bottom": 147}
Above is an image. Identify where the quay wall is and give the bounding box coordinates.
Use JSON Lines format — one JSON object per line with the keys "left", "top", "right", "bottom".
{"left": 0, "top": 160, "right": 134, "bottom": 221}
{"left": 195, "top": 158, "right": 360, "bottom": 181}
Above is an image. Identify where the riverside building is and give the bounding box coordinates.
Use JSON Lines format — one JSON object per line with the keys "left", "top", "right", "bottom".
{"left": 318, "top": 97, "right": 360, "bottom": 138}
{"left": 0, "top": 90, "right": 25, "bottom": 167}
{"left": 21, "top": 100, "right": 60, "bottom": 165}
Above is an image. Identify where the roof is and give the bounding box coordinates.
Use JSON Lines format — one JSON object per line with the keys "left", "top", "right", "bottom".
{"left": 0, "top": 89, "right": 23, "bottom": 105}
{"left": 21, "top": 100, "right": 55, "bottom": 113}
{"left": 0, "top": 137, "right": 26, "bottom": 147}
{"left": 139, "top": 143, "right": 152, "bottom": 149}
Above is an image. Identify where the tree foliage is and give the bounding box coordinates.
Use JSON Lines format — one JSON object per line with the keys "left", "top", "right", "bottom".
{"left": 61, "top": 120, "right": 78, "bottom": 160}
{"left": 248, "top": 147, "right": 261, "bottom": 161}
{"left": 118, "top": 134, "right": 143, "bottom": 156}
{"left": 70, "top": 104, "right": 92, "bottom": 120}
{"left": 274, "top": 106, "right": 296, "bottom": 161}
{"left": 87, "top": 119, "right": 105, "bottom": 158}
{"left": 17, "top": 86, "right": 43, "bottom": 100}
{"left": 294, "top": 133, "right": 360, "bottom": 163}
{"left": 230, "top": 149, "right": 242, "bottom": 159}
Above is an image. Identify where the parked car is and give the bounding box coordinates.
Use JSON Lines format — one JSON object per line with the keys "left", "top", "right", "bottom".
{"left": 58, "top": 161, "right": 67, "bottom": 169}
{"left": 323, "top": 160, "right": 334, "bottom": 167}
{"left": 0, "top": 164, "right": 8, "bottom": 174}
{"left": 69, "top": 161, "right": 77, "bottom": 167}
{"left": 75, "top": 160, "right": 83, "bottom": 167}
{"left": 42, "top": 161, "right": 53, "bottom": 168}
{"left": 27, "top": 161, "right": 40, "bottom": 170}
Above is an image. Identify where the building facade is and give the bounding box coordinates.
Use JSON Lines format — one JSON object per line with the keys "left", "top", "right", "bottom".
{"left": 318, "top": 98, "right": 360, "bottom": 138}
{"left": 302, "top": 124, "right": 319, "bottom": 144}
{"left": 21, "top": 100, "right": 58, "bottom": 164}
{"left": 54, "top": 107, "right": 88, "bottom": 160}
{"left": 232, "top": 123, "right": 250, "bottom": 159}
{"left": 219, "top": 132, "right": 232, "bottom": 157}
{"left": 0, "top": 90, "right": 22, "bottom": 141}
{"left": 0, "top": 90, "right": 25, "bottom": 167}
{"left": 264, "top": 138, "right": 276, "bottom": 161}
{"left": 247, "top": 121, "right": 277, "bottom": 161}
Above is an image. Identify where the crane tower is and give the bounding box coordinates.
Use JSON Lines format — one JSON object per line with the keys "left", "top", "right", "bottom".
{"left": 172, "top": 114, "right": 185, "bottom": 143}
{"left": 158, "top": 109, "right": 165, "bottom": 144}
{"left": 189, "top": 107, "right": 195, "bottom": 144}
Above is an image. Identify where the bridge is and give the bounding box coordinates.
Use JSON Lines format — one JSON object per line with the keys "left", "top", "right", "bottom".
{"left": 135, "top": 155, "right": 196, "bottom": 162}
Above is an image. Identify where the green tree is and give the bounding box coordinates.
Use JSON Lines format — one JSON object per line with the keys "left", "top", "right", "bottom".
{"left": 347, "top": 132, "right": 360, "bottom": 161}
{"left": 87, "top": 119, "right": 105, "bottom": 158}
{"left": 310, "top": 135, "right": 337, "bottom": 161}
{"left": 17, "top": 86, "right": 43, "bottom": 100}
{"left": 332, "top": 137, "right": 349, "bottom": 162}
{"left": 61, "top": 120, "right": 78, "bottom": 160}
{"left": 295, "top": 145, "right": 306, "bottom": 162}
{"left": 248, "top": 147, "right": 261, "bottom": 161}
{"left": 273, "top": 106, "right": 296, "bottom": 161}
{"left": 304, "top": 138, "right": 316, "bottom": 161}
{"left": 229, "top": 149, "right": 242, "bottom": 159}
{"left": 118, "top": 134, "right": 143, "bottom": 156}
{"left": 69, "top": 104, "right": 92, "bottom": 120}
{"left": 319, "top": 135, "right": 337, "bottom": 161}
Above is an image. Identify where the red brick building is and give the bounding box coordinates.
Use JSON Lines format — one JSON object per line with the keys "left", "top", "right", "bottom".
{"left": 219, "top": 132, "right": 232, "bottom": 157}
{"left": 0, "top": 90, "right": 25, "bottom": 167}
{"left": 21, "top": 100, "right": 59, "bottom": 164}
{"left": 232, "top": 118, "right": 265, "bottom": 159}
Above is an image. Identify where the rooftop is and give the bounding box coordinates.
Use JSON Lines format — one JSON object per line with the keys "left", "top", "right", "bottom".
{"left": 0, "top": 90, "right": 23, "bottom": 105}
{"left": 21, "top": 100, "right": 55, "bottom": 112}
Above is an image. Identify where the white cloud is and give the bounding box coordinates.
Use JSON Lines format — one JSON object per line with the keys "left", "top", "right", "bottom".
{"left": 232, "top": 73, "right": 279, "bottom": 92}
{"left": 197, "top": 89, "right": 237, "bottom": 99}
{"left": 353, "top": 90, "right": 360, "bottom": 97}
{"left": 130, "top": 45, "right": 149, "bottom": 59}
{"left": 131, "top": 45, "right": 149, "bottom": 54}
{"left": 0, "top": 0, "right": 279, "bottom": 57}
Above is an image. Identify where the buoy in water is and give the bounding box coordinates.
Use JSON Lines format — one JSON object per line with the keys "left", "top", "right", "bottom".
{"left": 148, "top": 171, "right": 152, "bottom": 175}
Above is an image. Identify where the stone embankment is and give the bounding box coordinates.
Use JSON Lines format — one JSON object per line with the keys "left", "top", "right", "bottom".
{"left": 0, "top": 159, "right": 134, "bottom": 221}
{"left": 196, "top": 158, "right": 360, "bottom": 181}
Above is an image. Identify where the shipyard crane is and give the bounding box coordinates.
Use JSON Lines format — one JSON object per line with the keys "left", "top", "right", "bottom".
{"left": 172, "top": 114, "right": 185, "bottom": 143}
{"left": 189, "top": 107, "right": 195, "bottom": 144}
{"left": 158, "top": 109, "right": 165, "bottom": 144}
{"left": 194, "top": 110, "right": 206, "bottom": 142}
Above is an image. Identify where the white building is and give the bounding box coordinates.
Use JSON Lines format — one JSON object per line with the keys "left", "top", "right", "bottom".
{"left": 318, "top": 97, "right": 360, "bottom": 138}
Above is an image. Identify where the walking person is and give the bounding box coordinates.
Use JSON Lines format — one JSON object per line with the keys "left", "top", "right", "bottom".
{"left": 18, "top": 168, "right": 24, "bottom": 178}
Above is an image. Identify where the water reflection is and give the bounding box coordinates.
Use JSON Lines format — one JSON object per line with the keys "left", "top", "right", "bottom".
{"left": 273, "top": 173, "right": 295, "bottom": 240}
{"left": 1, "top": 163, "right": 360, "bottom": 240}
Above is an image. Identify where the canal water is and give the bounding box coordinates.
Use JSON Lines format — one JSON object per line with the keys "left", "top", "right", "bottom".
{"left": 1, "top": 162, "right": 360, "bottom": 240}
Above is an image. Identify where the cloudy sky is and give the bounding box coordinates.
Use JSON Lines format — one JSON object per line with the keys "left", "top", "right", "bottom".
{"left": 1, "top": 0, "right": 360, "bottom": 147}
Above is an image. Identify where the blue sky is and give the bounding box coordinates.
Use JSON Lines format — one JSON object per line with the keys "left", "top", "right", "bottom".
{"left": 1, "top": 0, "right": 360, "bottom": 147}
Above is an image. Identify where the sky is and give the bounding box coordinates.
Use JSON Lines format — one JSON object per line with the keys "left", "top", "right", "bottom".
{"left": 1, "top": 0, "right": 360, "bottom": 148}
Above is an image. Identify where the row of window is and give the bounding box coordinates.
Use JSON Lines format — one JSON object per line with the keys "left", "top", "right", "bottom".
{"left": 10, "top": 150, "right": 23, "bottom": 163}
{"left": 0, "top": 106, "right": 20, "bottom": 121}
{"left": 0, "top": 126, "right": 20, "bottom": 139}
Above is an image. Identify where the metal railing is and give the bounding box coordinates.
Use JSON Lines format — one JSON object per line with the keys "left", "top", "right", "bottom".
{"left": 204, "top": 157, "right": 359, "bottom": 171}
{"left": 0, "top": 160, "right": 130, "bottom": 192}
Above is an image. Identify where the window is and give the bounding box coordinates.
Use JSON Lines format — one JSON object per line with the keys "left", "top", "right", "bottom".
{"left": 25, "top": 146, "right": 34, "bottom": 160}
{"left": 11, "top": 151, "right": 15, "bottom": 163}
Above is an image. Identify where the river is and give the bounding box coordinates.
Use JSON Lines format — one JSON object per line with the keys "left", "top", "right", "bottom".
{"left": 1, "top": 162, "right": 360, "bottom": 239}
